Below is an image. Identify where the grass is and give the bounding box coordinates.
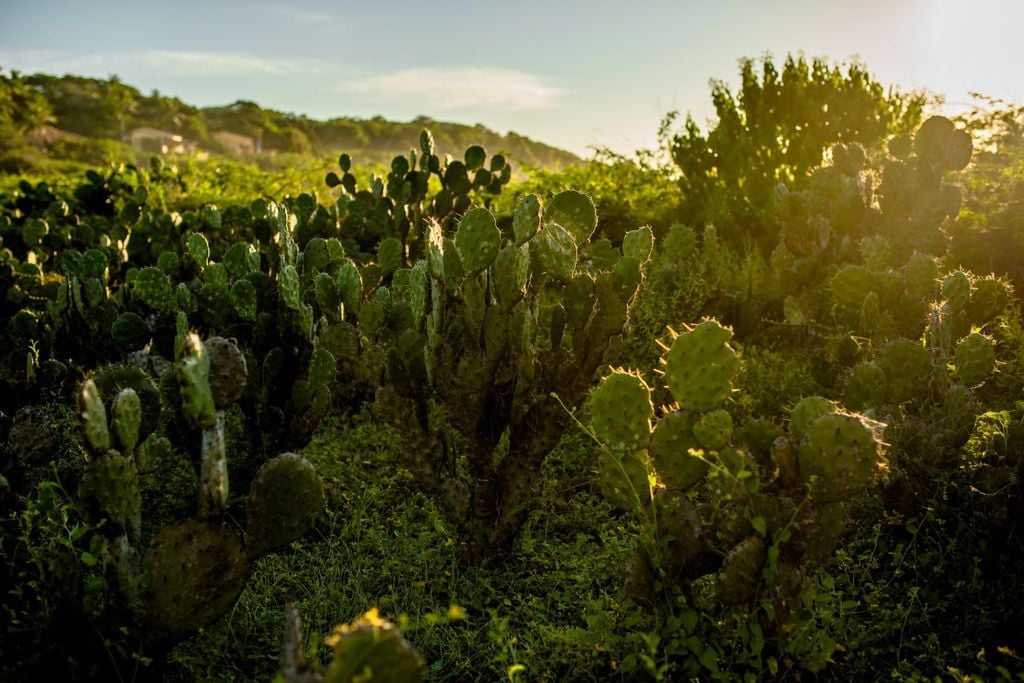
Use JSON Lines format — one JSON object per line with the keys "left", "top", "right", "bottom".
{"left": 166, "top": 407, "right": 646, "bottom": 681}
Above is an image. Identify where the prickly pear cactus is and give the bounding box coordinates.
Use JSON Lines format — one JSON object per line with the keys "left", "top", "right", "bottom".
{"left": 798, "top": 412, "right": 887, "bottom": 503}
{"left": 78, "top": 379, "right": 110, "bottom": 455}
{"left": 831, "top": 265, "right": 878, "bottom": 312}
{"left": 649, "top": 411, "right": 707, "bottom": 490}
{"left": 662, "top": 320, "right": 739, "bottom": 412}
{"left": 246, "top": 453, "right": 325, "bottom": 555}
{"left": 544, "top": 190, "right": 597, "bottom": 244}
{"left": 143, "top": 519, "right": 248, "bottom": 640}
{"left": 844, "top": 361, "right": 888, "bottom": 411}
{"left": 693, "top": 409, "right": 733, "bottom": 451}
{"left": 716, "top": 535, "right": 767, "bottom": 606}
{"left": 942, "top": 270, "right": 972, "bottom": 312}
{"left": 590, "top": 371, "right": 653, "bottom": 452}
{"left": 789, "top": 396, "right": 836, "bottom": 441}
{"left": 513, "top": 193, "right": 542, "bottom": 245}
{"left": 324, "top": 608, "right": 426, "bottom": 683}
{"left": 203, "top": 336, "right": 248, "bottom": 408}
{"left": 954, "top": 332, "right": 996, "bottom": 386}
{"left": 453, "top": 208, "right": 501, "bottom": 276}
{"left": 111, "top": 388, "right": 142, "bottom": 454}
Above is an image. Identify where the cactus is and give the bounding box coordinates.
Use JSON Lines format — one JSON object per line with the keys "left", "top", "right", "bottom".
{"left": 798, "top": 412, "right": 887, "bottom": 503}
{"left": 830, "top": 264, "right": 878, "bottom": 312}
{"left": 513, "top": 193, "right": 542, "bottom": 245}
{"left": 532, "top": 222, "right": 577, "bottom": 283}
{"left": 143, "top": 519, "right": 249, "bottom": 640}
{"left": 75, "top": 377, "right": 111, "bottom": 455}
{"left": 590, "top": 370, "right": 653, "bottom": 452}
{"left": 111, "top": 388, "right": 141, "bottom": 454}
{"left": 915, "top": 115, "right": 973, "bottom": 172}
{"left": 647, "top": 412, "right": 706, "bottom": 491}
{"left": 716, "top": 535, "right": 767, "bottom": 606}
{"left": 693, "top": 409, "right": 733, "bottom": 451}
{"left": 968, "top": 276, "right": 1011, "bottom": 325}
{"left": 954, "top": 332, "right": 996, "bottom": 386}
{"left": 492, "top": 243, "right": 530, "bottom": 309}
{"left": 942, "top": 270, "right": 972, "bottom": 312}
{"left": 323, "top": 608, "right": 425, "bottom": 683}
{"left": 111, "top": 312, "right": 152, "bottom": 352}
{"left": 544, "top": 190, "right": 597, "bottom": 244}
{"left": 132, "top": 267, "right": 175, "bottom": 311}
{"left": 844, "top": 361, "right": 888, "bottom": 410}
{"left": 246, "top": 453, "right": 325, "bottom": 555}
{"left": 789, "top": 396, "right": 836, "bottom": 441}
{"left": 662, "top": 320, "right": 739, "bottom": 412}
{"left": 453, "top": 208, "right": 501, "bottom": 276}
{"left": 878, "top": 338, "right": 932, "bottom": 404}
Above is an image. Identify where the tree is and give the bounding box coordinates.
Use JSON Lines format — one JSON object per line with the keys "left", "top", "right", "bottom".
{"left": 669, "top": 55, "right": 928, "bottom": 248}
{"left": 0, "top": 69, "right": 52, "bottom": 153}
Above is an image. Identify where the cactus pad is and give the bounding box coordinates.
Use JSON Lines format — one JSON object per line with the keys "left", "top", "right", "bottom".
{"left": 78, "top": 451, "right": 141, "bottom": 537}
{"left": 844, "top": 362, "right": 888, "bottom": 410}
{"left": 693, "top": 409, "right": 733, "bottom": 451}
{"left": 111, "top": 388, "right": 141, "bottom": 453}
{"left": 454, "top": 208, "right": 501, "bottom": 276}
{"left": 493, "top": 243, "right": 530, "bottom": 309}
{"left": 942, "top": 270, "right": 971, "bottom": 312}
{"left": 830, "top": 265, "right": 878, "bottom": 312}
{"left": 716, "top": 535, "right": 766, "bottom": 606}
{"left": 799, "top": 412, "right": 886, "bottom": 503}
{"left": 590, "top": 371, "right": 653, "bottom": 452}
{"left": 246, "top": 453, "right": 325, "bottom": 555}
{"left": 650, "top": 411, "right": 707, "bottom": 490}
{"left": 789, "top": 396, "right": 836, "bottom": 441}
{"left": 622, "top": 226, "right": 654, "bottom": 263}
{"left": 324, "top": 608, "right": 426, "bottom": 683}
{"left": 544, "top": 190, "right": 597, "bottom": 244}
{"left": 878, "top": 339, "right": 931, "bottom": 404}
{"left": 954, "top": 332, "right": 996, "bottom": 386}
{"left": 663, "top": 320, "right": 739, "bottom": 412}
{"left": 204, "top": 337, "right": 248, "bottom": 408}
{"left": 144, "top": 520, "right": 248, "bottom": 640}
{"left": 533, "top": 222, "right": 577, "bottom": 283}
{"left": 78, "top": 379, "right": 109, "bottom": 455}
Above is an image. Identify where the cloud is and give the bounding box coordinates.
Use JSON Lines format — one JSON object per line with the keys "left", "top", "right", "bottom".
{"left": 140, "top": 50, "right": 310, "bottom": 76}
{"left": 343, "top": 68, "right": 563, "bottom": 111}
{"left": 266, "top": 5, "right": 345, "bottom": 34}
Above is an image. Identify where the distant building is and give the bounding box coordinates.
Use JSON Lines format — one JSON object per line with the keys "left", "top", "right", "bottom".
{"left": 213, "top": 130, "right": 259, "bottom": 156}
{"left": 129, "top": 127, "right": 196, "bottom": 155}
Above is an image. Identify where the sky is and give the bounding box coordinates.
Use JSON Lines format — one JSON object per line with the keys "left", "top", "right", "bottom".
{"left": 1, "top": 0, "right": 1023, "bottom": 158}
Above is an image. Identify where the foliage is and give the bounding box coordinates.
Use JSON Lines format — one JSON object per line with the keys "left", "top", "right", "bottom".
{"left": 667, "top": 54, "right": 927, "bottom": 247}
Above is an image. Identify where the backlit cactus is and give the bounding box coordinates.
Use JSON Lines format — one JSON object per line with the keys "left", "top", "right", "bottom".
{"left": 662, "top": 320, "right": 739, "bottom": 412}
{"left": 590, "top": 370, "right": 653, "bottom": 452}
{"left": 798, "top": 412, "right": 887, "bottom": 503}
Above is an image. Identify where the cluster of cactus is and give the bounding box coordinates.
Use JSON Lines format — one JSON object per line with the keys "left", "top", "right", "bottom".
{"left": 325, "top": 130, "right": 513, "bottom": 266}
{"left": 46, "top": 334, "right": 326, "bottom": 661}
{"left": 590, "top": 319, "right": 889, "bottom": 611}
{"left": 365, "top": 191, "right": 648, "bottom": 559}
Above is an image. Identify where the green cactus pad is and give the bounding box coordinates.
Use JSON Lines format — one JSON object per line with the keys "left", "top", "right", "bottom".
{"left": 204, "top": 337, "right": 248, "bottom": 408}
{"left": 336, "top": 261, "right": 363, "bottom": 313}
{"left": 967, "top": 276, "right": 1011, "bottom": 324}
{"left": 590, "top": 371, "right": 653, "bottom": 452}
{"left": 187, "top": 233, "right": 210, "bottom": 267}
{"left": 454, "top": 208, "right": 501, "bottom": 276}
{"left": 409, "top": 262, "right": 428, "bottom": 321}
{"left": 246, "top": 453, "right": 325, "bottom": 555}
{"left": 830, "top": 265, "right": 878, "bottom": 312}
{"left": 789, "top": 396, "right": 836, "bottom": 441}
{"left": 111, "top": 312, "right": 152, "bottom": 353}
{"left": 132, "top": 267, "right": 175, "bottom": 311}
{"left": 649, "top": 411, "right": 707, "bottom": 490}
{"left": 143, "top": 520, "right": 248, "bottom": 640}
{"left": 111, "top": 388, "right": 142, "bottom": 453}
{"left": 799, "top": 412, "right": 886, "bottom": 503}
{"left": 622, "top": 226, "right": 654, "bottom": 264}
{"left": 324, "top": 608, "right": 426, "bottom": 683}
{"left": 303, "top": 238, "right": 331, "bottom": 274}
{"left": 878, "top": 338, "right": 931, "bottom": 404}
{"left": 955, "top": 332, "right": 996, "bottom": 386}
{"left": 78, "top": 379, "right": 109, "bottom": 455}
{"left": 942, "top": 270, "right": 972, "bottom": 312}
{"left": 545, "top": 190, "right": 597, "bottom": 244}
{"left": 226, "top": 279, "right": 256, "bottom": 321}
{"left": 905, "top": 253, "right": 939, "bottom": 298}
{"left": 377, "top": 237, "right": 403, "bottom": 275}
{"left": 844, "top": 361, "right": 888, "bottom": 411}
{"left": 693, "top": 409, "right": 734, "bottom": 451}
{"left": 717, "top": 535, "right": 766, "bottom": 606}
{"left": 178, "top": 334, "right": 216, "bottom": 428}
{"left": 663, "top": 320, "right": 739, "bottom": 412}
{"left": 279, "top": 265, "right": 301, "bottom": 311}
{"left": 533, "top": 222, "right": 577, "bottom": 283}
{"left": 464, "top": 144, "right": 486, "bottom": 170}
{"left": 860, "top": 290, "right": 881, "bottom": 335}
{"left": 78, "top": 451, "right": 140, "bottom": 537}
{"left": 513, "top": 194, "right": 542, "bottom": 245}
{"left": 493, "top": 243, "right": 530, "bottom": 309}
{"left": 223, "top": 242, "right": 254, "bottom": 278}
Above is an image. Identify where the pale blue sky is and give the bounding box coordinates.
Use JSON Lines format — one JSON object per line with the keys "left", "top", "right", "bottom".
{"left": 2, "top": 1, "right": 1022, "bottom": 156}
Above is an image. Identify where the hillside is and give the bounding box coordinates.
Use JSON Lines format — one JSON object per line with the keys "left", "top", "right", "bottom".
{"left": 3, "top": 72, "right": 581, "bottom": 169}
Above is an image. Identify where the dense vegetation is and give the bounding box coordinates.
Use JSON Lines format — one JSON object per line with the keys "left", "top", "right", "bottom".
{"left": 1, "top": 55, "right": 1022, "bottom": 681}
